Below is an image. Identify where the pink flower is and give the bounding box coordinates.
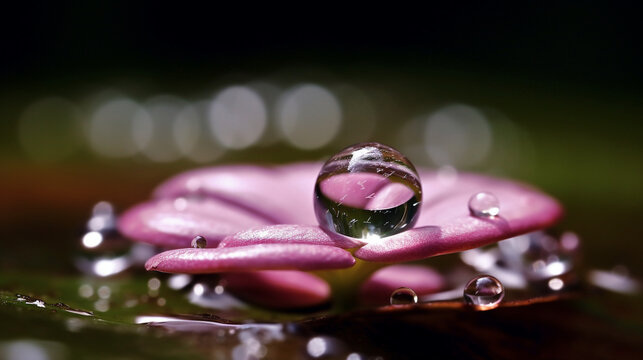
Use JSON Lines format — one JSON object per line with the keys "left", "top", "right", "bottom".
{"left": 118, "top": 162, "right": 562, "bottom": 308}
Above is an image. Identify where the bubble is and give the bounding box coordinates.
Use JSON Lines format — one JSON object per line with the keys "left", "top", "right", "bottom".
{"left": 389, "top": 287, "right": 418, "bottom": 305}
{"left": 468, "top": 192, "right": 500, "bottom": 217}
{"left": 463, "top": 275, "right": 504, "bottom": 311}
{"left": 314, "top": 142, "right": 422, "bottom": 239}
{"left": 191, "top": 235, "right": 207, "bottom": 248}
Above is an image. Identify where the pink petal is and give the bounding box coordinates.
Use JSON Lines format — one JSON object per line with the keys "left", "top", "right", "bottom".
{"left": 153, "top": 163, "right": 320, "bottom": 225}
{"left": 118, "top": 197, "right": 270, "bottom": 248}
{"left": 145, "top": 244, "right": 355, "bottom": 273}
{"left": 318, "top": 172, "right": 391, "bottom": 208}
{"left": 359, "top": 265, "right": 445, "bottom": 306}
{"left": 366, "top": 182, "right": 416, "bottom": 210}
{"left": 354, "top": 172, "right": 563, "bottom": 262}
{"left": 219, "top": 224, "right": 364, "bottom": 249}
{"left": 222, "top": 270, "right": 330, "bottom": 309}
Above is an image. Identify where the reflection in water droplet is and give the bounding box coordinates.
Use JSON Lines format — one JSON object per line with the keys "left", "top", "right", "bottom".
{"left": 191, "top": 235, "right": 207, "bottom": 249}
{"left": 390, "top": 287, "right": 418, "bottom": 305}
{"left": 463, "top": 275, "right": 504, "bottom": 311}
{"left": 468, "top": 192, "right": 500, "bottom": 217}
{"left": 314, "top": 142, "right": 422, "bottom": 239}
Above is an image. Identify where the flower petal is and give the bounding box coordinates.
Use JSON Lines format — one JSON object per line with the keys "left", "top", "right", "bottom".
{"left": 118, "top": 197, "right": 270, "bottom": 248}
{"left": 153, "top": 163, "right": 320, "bottom": 225}
{"left": 222, "top": 270, "right": 330, "bottom": 309}
{"left": 359, "top": 265, "right": 445, "bottom": 306}
{"left": 354, "top": 173, "right": 563, "bottom": 262}
{"left": 145, "top": 244, "right": 356, "bottom": 273}
{"left": 219, "top": 224, "right": 364, "bottom": 249}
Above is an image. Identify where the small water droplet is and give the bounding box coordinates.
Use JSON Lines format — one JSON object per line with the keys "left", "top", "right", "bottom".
{"left": 389, "top": 287, "right": 418, "bottom": 305}
{"left": 468, "top": 192, "right": 500, "bottom": 217}
{"left": 314, "top": 142, "right": 422, "bottom": 239}
{"left": 26, "top": 299, "right": 46, "bottom": 308}
{"left": 463, "top": 275, "right": 504, "bottom": 310}
{"left": 191, "top": 235, "right": 207, "bottom": 248}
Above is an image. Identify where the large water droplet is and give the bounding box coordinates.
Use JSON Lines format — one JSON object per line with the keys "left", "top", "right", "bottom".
{"left": 314, "top": 142, "right": 422, "bottom": 239}
{"left": 191, "top": 235, "right": 207, "bottom": 248}
{"left": 389, "top": 287, "right": 418, "bottom": 305}
{"left": 468, "top": 192, "right": 500, "bottom": 217}
{"left": 463, "top": 275, "right": 504, "bottom": 310}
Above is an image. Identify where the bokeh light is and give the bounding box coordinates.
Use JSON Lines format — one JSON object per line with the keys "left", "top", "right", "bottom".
{"left": 276, "top": 84, "right": 342, "bottom": 150}
{"left": 208, "top": 86, "right": 267, "bottom": 150}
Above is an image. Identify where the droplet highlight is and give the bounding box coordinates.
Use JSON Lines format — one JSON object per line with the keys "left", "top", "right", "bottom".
{"left": 390, "top": 287, "right": 418, "bottom": 305}
{"left": 468, "top": 192, "right": 500, "bottom": 217}
{"left": 191, "top": 235, "right": 207, "bottom": 248}
{"left": 314, "top": 142, "right": 422, "bottom": 239}
{"left": 463, "top": 275, "right": 504, "bottom": 310}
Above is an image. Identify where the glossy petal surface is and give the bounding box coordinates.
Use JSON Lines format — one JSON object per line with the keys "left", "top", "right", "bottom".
{"left": 118, "top": 197, "right": 269, "bottom": 248}
{"left": 219, "top": 224, "right": 363, "bottom": 249}
{"left": 145, "top": 244, "right": 355, "bottom": 273}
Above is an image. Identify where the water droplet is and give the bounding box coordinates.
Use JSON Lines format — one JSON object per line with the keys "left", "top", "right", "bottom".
{"left": 314, "top": 142, "right": 422, "bottom": 239}
{"left": 468, "top": 192, "right": 500, "bottom": 217}
{"left": 390, "top": 287, "right": 418, "bottom": 305}
{"left": 463, "top": 275, "right": 504, "bottom": 310}
{"left": 191, "top": 235, "right": 207, "bottom": 248}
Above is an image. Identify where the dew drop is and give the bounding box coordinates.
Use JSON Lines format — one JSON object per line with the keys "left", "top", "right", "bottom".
{"left": 468, "top": 192, "right": 500, "bottom": 217}
{"left": 389, "top": 287, "right": 418, "bottom": 305}
{"left": 314, "top": 142, "right": 422, "bottom": 239}
{"left": 191, "top": 235, "right": 207, "bottom": 248}
{"left": 463, "top": 275, "right": 504, "bottom": 310}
